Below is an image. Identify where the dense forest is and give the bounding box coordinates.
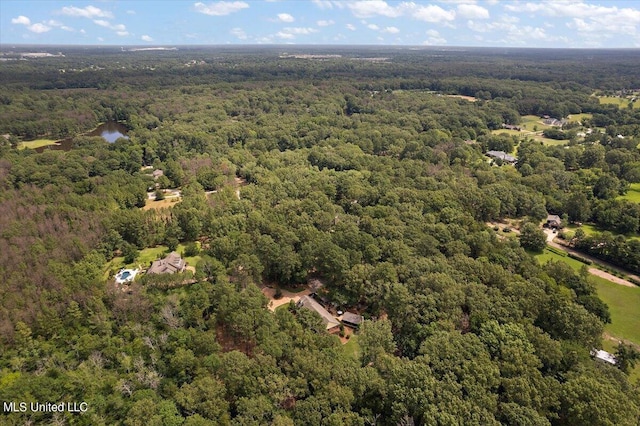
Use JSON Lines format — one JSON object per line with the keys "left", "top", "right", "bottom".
{"left": 1, "top": 46, "right": 639, "bottom": 425}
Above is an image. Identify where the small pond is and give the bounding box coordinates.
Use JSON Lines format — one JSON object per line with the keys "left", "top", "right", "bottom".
{"left": 35, "top": 121, "right": 129, "bottom": 152}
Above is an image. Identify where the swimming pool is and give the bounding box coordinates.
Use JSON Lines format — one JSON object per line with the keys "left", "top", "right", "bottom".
{"left": 115, "top": 268, "right": 138, "bottom": 284}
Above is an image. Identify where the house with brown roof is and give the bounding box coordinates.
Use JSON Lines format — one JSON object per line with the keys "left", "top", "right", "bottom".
{"left": 147, "top": 252, "right": 186, "bottom": 275}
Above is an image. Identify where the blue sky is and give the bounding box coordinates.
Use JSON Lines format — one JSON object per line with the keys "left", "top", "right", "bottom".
{"left": 2, "top": 1, "right": 640, "bottom": 47}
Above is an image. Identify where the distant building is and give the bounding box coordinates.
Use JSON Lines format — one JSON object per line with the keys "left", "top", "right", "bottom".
{"left": 543, "top": 117, "right": 568, "bottom": 127}
{"left": 341, "top": 312, "right": 363, "bottom": 328}
{"left": 152, "top": 169, "right": 164, "bottom": 179}
{"left": 486, "top": 150, "right": 517, "bottom": 165}
{"left": 546, "top": 214, "right": 562, "bottom": 229}
{"left": 297, "top": 295, "right": 341, "bottom": 333}
{"left": 147, "top": 252, "right": 186, "bottom": 275}
{"left": 502, "top": 124, "right": 521, "bottom": 131}
{"left": 590, "top": 349, "right": 617, "bottom": 365}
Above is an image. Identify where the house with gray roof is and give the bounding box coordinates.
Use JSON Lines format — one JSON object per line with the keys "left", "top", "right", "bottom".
{"left": 486, "top": 150, "right": 517, "bottom": 165}
{"left": 546, "top": 214, "right": 562, "bottom": 229}
{"left": 341, "top": 312, "right": 363, "bottom": 328}
{"left": 297, "top": 295, "right": 341, "bottom": 333}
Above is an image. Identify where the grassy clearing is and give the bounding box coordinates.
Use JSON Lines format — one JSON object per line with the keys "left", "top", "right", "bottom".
{"left": 19, "top": 139, "right": 59, "bottom": 150}
{"left": 619, "top": 183, "right": 640, "bottom": 203}
{"left": 563, "top": 222, "right": 640, "bottom": 242}
{"left": 535, "top": 248, "right": 585, "bottom": 272}
{"left": 534, "top": 136, "right": 569, "bottom": 146}
{"left": 341, "top": 334, "right": 360, "bottom": 360}
{"left": 562, "top": 224, "right": 598, "bottom": 238}
{"left": 598, "top": 96, "right": 626, "bottom": 107}
{"left": 520, "top": 115, "right": 553, "bottom": 131}
{"left": 567, "top": 113, "right": 592, "bottom": 123}
{"left": 595, "top": 278, "right": 640, "bottom": 345}
{"left": 142, "top": 197, "right": 181, "bottom": 211}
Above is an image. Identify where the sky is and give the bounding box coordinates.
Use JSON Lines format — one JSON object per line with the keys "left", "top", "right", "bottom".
{"left": 2, "top": 0, "right": 640, "bottom": 48}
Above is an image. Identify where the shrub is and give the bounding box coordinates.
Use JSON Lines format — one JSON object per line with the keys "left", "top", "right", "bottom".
{"left": 567, "top": 252, "right": 592, "bottom": 265}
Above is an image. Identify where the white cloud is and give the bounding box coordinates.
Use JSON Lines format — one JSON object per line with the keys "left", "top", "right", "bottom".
{"left": 317, "top": 19, "right": 335, "bottom": 26}
{"left": 12, "top": 15, "right": 54, "bottom": 33}
{"left": 93, "top": 19, "right": 111, "bottom": 28}
{"left": 383, "top": 26, "right": 400, "bottom": 34}
{"left": 312, "top": 0, "right": 339, "bottom": 10}
{"left": 80, "top": 29, "right": 86, "bottom": 34}
{"left": 423, "top": 29, "right": 447, "bottom": 45}
{"left": 127, "top": 10, "right": 136, "bottom": 15}
{"left": 230, "top": 27, "right": 247, "bottom": 39}
{"left": 346, "top": 23, "right": 357, "bottom": 31}
{"left": 93, "top": 19, "right": 128, "bottom": 35}
{"left": 277, "top": 13, "right": 294, "bottom": 23}
{"left": 45, "top": 20, "right": 74, "bottom": 31}
{"left": 282, "top": 27, "right": 317, "bottom": 35}
{"left": 11, "top": 16, "right": 31, "bottom": 25}
{"left": 347, "top": 1, "right": 404, "bottom": 18}
{"left": 276, "top": 31, "right": 295, "bottom": 39}
{"left": 368, "top": 23, "right": 380, "bottom": 30}
{"left": 457, "top": 4, "right": 489, "bottom": 19}
{"left": 141, "top": 34, "right": 153, "bottom": 42}
{"left": 194, "top": 1, "right": 249, "bottom": 16}
{"left": 274, "top": 26, "right": 318, "bottom": 40}
{"left": 412, "top": 4, "right": 456, "bottom": 23}
{"left": 60, "top": 5, "right": 113, "bottom": 19}
{"left": 27, "top": 23, "right": 52, "bottom": 33}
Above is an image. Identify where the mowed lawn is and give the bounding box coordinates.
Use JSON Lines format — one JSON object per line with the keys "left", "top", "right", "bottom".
{"left": 619, "top": 183, "right": 640, "bottom": 203}
{"left": 19, "top": 139, "right": 59, "bottom": 149}
{"left": 535, "top": 248, "right": 585, "bottom": 272}
{"left": 595, "top": 278, "right": 640, "bottom": 345}
{"left": 598, "top": 96, "right": 638, "bottom": 109}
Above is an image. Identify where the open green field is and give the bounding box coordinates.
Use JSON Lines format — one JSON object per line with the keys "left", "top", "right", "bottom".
{"left": 535, "top": 248, "right": 584, "bottom": 272}
{"left": 19, "top": 139, "right": 59, "bottom": 150}
{"left": 563, "top": 223, "right": 598, "bottom": 237}
{"left": 341, "top": 334, "right": 360, "bottom": 360}
{"left": 598, "top": 96, "right": 638, "bottom": 109}
{"left": 563, "top": 222, "right": 640, "bottom": 242}
{"left": 567, "top": 113, "right": 592, "bottom": 123}
{"left": 520, "top": 115, "right": 553, "bottom": 131}
{"left": 595, "top": 278, "right": 640, "bottom": 345}
{"left": 491, "top": 129, "right": 523, "bottom": 137}
{"left": 533, "top": 135, "right": 569, "bottom": 146}
{"left": 619, "top": 183, "right": 640, "bottom": 203}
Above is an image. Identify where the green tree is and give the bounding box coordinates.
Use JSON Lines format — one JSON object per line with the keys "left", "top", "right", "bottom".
{"left": 519, "top": 223, "right": 546, "bottom": 252}
{"left": 615, "top": 343, "right": 640, "bottom": 374}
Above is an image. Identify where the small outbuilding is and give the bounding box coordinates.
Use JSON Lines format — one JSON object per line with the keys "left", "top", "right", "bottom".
{"left": 341, "top": 312, "right": 363, "bottom": 329}
{"left": 590, "top": 349, "right": 617, "bottom": 366}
